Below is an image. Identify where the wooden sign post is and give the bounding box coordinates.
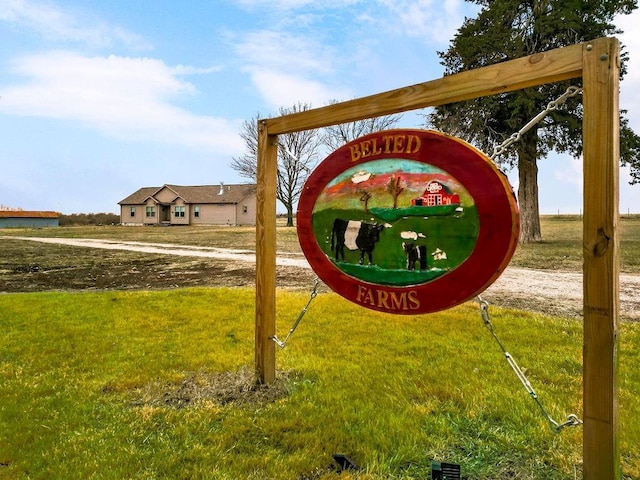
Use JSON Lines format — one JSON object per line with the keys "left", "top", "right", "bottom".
{"left": 255, "top": 37, "right": 620, "bottom": 480}
{"left": 582, "top": 39, "right": 620, "bottom": 480}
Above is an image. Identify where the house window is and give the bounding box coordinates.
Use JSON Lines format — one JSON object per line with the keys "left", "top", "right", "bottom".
{"left": 194, "top": 206, "right": 200, "bottom": 218}
{"left": 130, "top": 207, "right": 136, "bottom": 217}
{"left": 145, "top": 206, "right": 155, "bottom": 217}
{"left": 174, "top": 206, "right": 185, "bottom": 217}
{"left": 243, "top": 205, "right": 248, "bottom": 214}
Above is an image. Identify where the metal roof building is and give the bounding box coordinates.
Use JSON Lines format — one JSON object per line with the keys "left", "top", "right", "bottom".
{"left": 0, "top": 211, "right": 59, "bottom": 228}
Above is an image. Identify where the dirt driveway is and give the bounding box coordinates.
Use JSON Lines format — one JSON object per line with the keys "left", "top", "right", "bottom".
{"left": 6, "top": 236, "right": 640, "bottom": 321}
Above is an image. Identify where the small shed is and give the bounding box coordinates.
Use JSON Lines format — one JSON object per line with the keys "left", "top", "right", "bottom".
{"left": 0, "top": 211, "right": 59, "bottom": 228}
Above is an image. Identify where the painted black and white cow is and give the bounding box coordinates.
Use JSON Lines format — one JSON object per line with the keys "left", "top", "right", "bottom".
{"left": 402, "top": 242, "right": 427, "bottom": 270}
{"left": 331, "top": 219, "right": 387, "bottom": 265}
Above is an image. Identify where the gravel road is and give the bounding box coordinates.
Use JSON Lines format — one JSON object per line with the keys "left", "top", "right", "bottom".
{"left": 7, "top": 236, "right": 639, "bottom": 321}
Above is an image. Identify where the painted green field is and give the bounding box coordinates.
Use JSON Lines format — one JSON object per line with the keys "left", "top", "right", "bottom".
{"left": 310, "top": 207, "right": 479, "bottom": 280}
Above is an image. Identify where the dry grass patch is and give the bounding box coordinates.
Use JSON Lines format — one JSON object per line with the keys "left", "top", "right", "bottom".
{"left": 128, "top": 367, "right": 298, "bottom": 409}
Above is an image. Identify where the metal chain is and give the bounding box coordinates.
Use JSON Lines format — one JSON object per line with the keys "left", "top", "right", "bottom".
{"left": 490, "top": 86, "right": 583, "bottom": 161}
{"left": 477, "top": 296, "right": 583, "bottom": 434}
{"left": 483, "top": 86, "right": 583, "bottom": 432}
{"left": 271, "top": 278, "right": 320, "bottom": 349}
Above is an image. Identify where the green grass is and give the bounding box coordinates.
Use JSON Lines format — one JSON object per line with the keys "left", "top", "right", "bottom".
{"left": 1, "top": 288, "right": 639, "bottom": 479}
{"left": 510, "top": 215, "right": 640, "bottom": 273}
{"left": 1, "top": 215, "right": 638, "bottom": 478}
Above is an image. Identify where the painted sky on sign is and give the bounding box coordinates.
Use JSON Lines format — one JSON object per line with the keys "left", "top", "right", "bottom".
{"left": 1, "top": 0, "right": 639, "bottom": 214}
{"left": 327, "top": 159, "right": 445, "bottom": 185}
{"left": 316, "top": 160, "right": 473, "bottom": 211}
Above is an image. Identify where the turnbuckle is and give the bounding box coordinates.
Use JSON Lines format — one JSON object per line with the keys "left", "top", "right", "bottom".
{"left": 271, "top": 278, "right": 320, "bottom": 349}
{"left": 476, "top": 296, "right": 583, "bottom": 434}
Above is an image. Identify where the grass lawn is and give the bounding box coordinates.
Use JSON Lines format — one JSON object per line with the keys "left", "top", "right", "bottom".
{"left": 511, "top": 215, "right": 640, "bottom": 273}
{"left": 1, "top": 215, "right": 638, "bottom": 478}
{"left": 1, "top": 288, "right": 639, "bottom": 479}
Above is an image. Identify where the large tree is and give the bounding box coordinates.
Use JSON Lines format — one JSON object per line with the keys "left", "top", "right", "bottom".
{"left": 231, "top": 103, "right": 321, "bottom": 226}
{"left": 427, "top": 0, "right": 640, "bottom": 243}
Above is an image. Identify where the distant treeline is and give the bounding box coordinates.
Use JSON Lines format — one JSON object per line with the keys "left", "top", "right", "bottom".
{"left": 59, "top": 212, "right": 120, "bottom": 226}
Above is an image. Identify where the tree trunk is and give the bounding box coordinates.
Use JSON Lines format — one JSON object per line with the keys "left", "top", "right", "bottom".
{"left": 517, "top": 137, "right": 542, "bottom": 243}
{"left": 286, "top": 204, "right": 294, "bottom": 227}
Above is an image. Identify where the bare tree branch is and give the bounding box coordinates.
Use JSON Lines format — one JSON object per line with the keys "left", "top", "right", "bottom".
{"left": 321, "top": 100, "right": 402, "bottom": 151}
{"left": 230, "top": 104, "right": 322, "bottom": 226}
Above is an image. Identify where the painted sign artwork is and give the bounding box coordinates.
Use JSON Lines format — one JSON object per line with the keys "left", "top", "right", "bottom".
{"left": 297, "top": 129, "right": 519, "bottom": 315}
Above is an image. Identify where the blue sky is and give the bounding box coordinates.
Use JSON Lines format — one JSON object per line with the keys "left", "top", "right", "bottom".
{"left": 1, "top": 0, "right": 639, "bottom": 215}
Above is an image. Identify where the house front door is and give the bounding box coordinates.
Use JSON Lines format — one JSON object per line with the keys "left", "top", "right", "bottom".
{"left": 161, "top": 205, "right": 170, "bottom": 223}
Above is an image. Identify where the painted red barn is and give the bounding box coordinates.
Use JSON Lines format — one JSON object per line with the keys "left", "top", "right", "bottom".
{"left": 411, "top": 180, "right": 460, "bottom": 206}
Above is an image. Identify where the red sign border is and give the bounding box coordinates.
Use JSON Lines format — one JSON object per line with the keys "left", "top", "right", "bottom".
{"left": 297, "top": 129, "right": 519, "bottom": 314}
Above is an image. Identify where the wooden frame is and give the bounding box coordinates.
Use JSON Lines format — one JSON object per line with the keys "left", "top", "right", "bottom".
{"left": 255, "top": 37, "right": 620, "bottom": 480}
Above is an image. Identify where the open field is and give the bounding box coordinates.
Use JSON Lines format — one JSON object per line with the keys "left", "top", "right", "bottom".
{"left": 0, "top": 222, "right": 317, "bottom": 293}
{"left": 1, "top": 216, "right": 640, "bottom": 292}
{"left": 2, "top": 215, "right": 639, "bottom": 320}
{"left": 0, "top": 215, "right": 639, "bottom": 478}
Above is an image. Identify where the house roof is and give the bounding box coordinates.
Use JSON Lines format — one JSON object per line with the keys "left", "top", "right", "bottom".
{"left": 118, "top": 187, "right": 158, "bottom": 205}
{"left": 0, "top": 210, "right": 58, "bottom": 218}
{"left": 118, "top": 184, "right": 256, "bottom": 205}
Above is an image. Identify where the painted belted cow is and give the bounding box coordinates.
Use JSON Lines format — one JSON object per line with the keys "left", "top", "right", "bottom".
{"left": 331, "top": 219, "right": 387, "bottom": 265}
{"left": 402, "top": 242, "right": 427, "bottom": 270}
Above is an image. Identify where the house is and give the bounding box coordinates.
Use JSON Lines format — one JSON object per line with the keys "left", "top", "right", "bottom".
{"left": 0, "top": 211, "right": 59, "bottom": 228}
{"left": 411, "top": 180, "right": 460, "bottom": 207}
{"left": 118, "top": 184, "right": 257, "bottom": 226}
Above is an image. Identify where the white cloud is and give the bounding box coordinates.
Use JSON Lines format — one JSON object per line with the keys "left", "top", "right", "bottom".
{"left": 0, "top": 51, "right": 243, "bottom": 153}
{"left": 245, "top": 68, "right": 350, "bottom": 108}
{"left": 0, "top": 0, "right": 151, "bottom": 49}
{"left": 616, "top": 9, "right": 640, "bottom": 131}
{"left": 236, "top": 30, "right": 336, "bottom": 76}
{"left": 236, "top": 30, "right": 351, "bottom": 108}
{"left": 554, "top": 155, "right": 583, "bottom": 189}
{"left": 232, "top": 1, "right": 476, "bottom": 110}
{"left": 377, "top": 0, "right": 469, "bottom": 44}
{"left": 235, "top": 0, "right": 358, "bottom": 10}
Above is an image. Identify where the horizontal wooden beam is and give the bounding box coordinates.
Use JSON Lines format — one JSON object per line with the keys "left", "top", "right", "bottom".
{"left": 265, "top": 42, "right": 585, "bottom": 135}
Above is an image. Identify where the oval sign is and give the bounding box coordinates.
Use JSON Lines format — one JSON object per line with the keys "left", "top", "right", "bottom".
{"left": 297, "top": 129, "right": 519, "bottom": 315}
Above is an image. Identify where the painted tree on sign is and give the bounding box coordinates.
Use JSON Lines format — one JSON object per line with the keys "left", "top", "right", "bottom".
{"left": 357, "top": 188, "right": 373, "bottom": 213}
{"left": 427, "top": 0, "right": 640, "bottom": 243}
{"left": 386, "top": 175, "right": 404, "bottom": 209}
